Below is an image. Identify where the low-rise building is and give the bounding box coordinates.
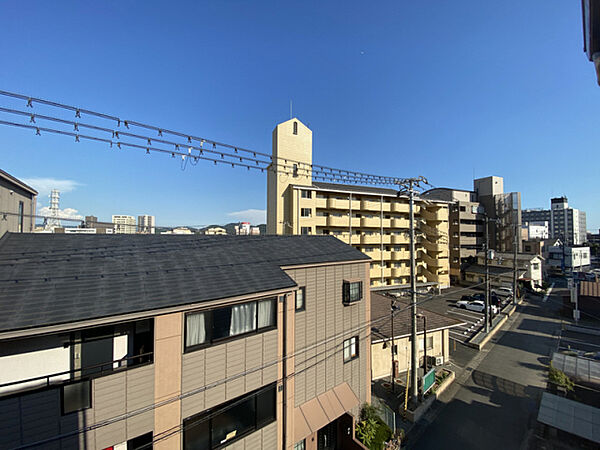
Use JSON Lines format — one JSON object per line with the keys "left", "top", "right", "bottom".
{"left": 463, "top": 252, "right": 543, "bottom": 289}
{"left": 547, "top": 246, "right": 591, "bottom": 271}
{"left": 0, "top": 168, "right": 37, "bottom": 237}
{"left": 204, "top": 226, "right": 227, "bottom": 235}
{"left": 370, "top": 292, "right": 463, "bottom": 380}
{"left": 161, "top": 227, "right": 194, "bottom": 235}
{"left": 0, "top": 233, "right": 371, "bottom": 449}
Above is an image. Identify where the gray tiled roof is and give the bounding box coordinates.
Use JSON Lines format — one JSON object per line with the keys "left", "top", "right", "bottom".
{"left": 370, "top": 292, "right": 464, "bottom": 340}
{"left": 0, "top": 233, "right": 369, "bottom": 333}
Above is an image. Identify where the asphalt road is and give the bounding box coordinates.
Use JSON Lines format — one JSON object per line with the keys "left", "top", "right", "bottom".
{"left": 407, "top": 291, "right": 563, "bottom": 450}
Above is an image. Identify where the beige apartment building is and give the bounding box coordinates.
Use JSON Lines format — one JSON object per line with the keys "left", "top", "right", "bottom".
{"left": 267, "top": 118, "right": 450, "bottom": 289}
{"left": 112, "top": 215, "right": 137, "bottom": 234}
{"left": 0, "top": 233, "right": 371, "bottom": 450}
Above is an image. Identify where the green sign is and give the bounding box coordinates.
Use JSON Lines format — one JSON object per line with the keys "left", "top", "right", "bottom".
{"left": 423, "top": 368, "right": 436, "bottom": 394}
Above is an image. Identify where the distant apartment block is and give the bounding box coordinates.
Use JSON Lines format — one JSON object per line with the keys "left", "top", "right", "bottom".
{"left": 0, "top": 234, "right": 371, "bottom": 449}
{"left": 203, "top": 226, "right": 227, "bottom": 235}
{"left": 138, "top": 215, "right": 155, "bottom": 234}
{"left": 522, "top": 221, "right": 549, "bottom": 240}
{"left": 267, "top": 118, "right": 450, "bottom": 289}
{"left": 0, "top": 168, "right": 37, "bottom": 237}
{"left": 112, "top": 215, "right": 136, "bottom": 234}
{"left": 85, "top": 215, "right": 115, "bottom": 233}
{"left": 235, "top": 222, "right": 260, "bottom": 235}
{"left": 522, "top": 197, "right": 587, "bottom": 246}
{"left": 161, "top": 227, "right": 193, "bottom": 235}
{"left": 423, "top": 176, "right": 521, "bottom": 284}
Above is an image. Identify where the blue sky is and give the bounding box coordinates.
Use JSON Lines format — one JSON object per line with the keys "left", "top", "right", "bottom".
{"left": 0, "top": 1, "right": 598, "bottom": 229}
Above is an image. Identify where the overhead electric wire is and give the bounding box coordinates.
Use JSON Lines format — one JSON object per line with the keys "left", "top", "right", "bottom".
{"left": 0, "top": 90, "right": 420, "bottom": 187}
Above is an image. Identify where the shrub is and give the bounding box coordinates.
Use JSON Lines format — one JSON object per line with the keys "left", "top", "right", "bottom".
{"left": 548, "top": 362, "right": 574, "bottom": 391}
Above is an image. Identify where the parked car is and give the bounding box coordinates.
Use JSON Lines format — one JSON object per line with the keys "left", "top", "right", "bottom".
{"left": 493, "top": 287, "right": 513, "bottom": 297}
{"left": 455, "top": 300, "right": 498, "bottom": 315}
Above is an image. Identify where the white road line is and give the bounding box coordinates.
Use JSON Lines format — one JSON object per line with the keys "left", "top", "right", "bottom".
{"left": 447, "top": 310, "right": 483, "bottom": 320}
{"left": 542, "top": 282, "right": 555, "bottom": 303}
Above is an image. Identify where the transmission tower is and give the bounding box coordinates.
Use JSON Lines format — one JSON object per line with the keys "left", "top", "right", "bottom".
{"left": 44, "top": 189, "right": 61, "bottom": 231}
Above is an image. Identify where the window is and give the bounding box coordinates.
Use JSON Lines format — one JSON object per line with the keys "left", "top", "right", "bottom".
{"left": 294, "top": 440, "right": 306, "bottom": 450}
{"left": 301, "top": 208, "right": 312, "bottom": 217}
{"left": 301, "top": 190, "right": 312, "bottom": 199}
{"left": 293, "top": 121, "right": 298, "bottom": 135}
{"left": 532, "top": 263, "right": 539, "bottom": 270}
{"left": 296, "top": 287, "right": 305, "bottom": 311}
{"left": 17, "top": 201, "right": 24, "bottom": 232}
{"left": 301, "top": 227, "right": 311, "bottom": 235}
{"left": 185, "top": 298, "right": 277, "bottom": 352}
{"left": 62, "top": 380, "right": 91, "bottom": 415}
{"left": 183, "top": 384, "right": 276, "bottom": 449}
{"left": 293, "top": 163, "right": 299, "bottom": 177}
{"left": 419, "top": 336, "right": 434, "bottom": 351}
{"left": 343, "top": 281, "right": 363, "bottom": 304}
{"left": 343, "top": 336, "right": 359, "bottom": 362}
{"left": 459, "top": 206, "right": 466, "bottom": 212}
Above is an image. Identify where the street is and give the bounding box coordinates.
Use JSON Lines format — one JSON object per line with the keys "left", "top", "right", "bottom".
{"left": 407, "top": 290, "right": 564, "bottom": 450}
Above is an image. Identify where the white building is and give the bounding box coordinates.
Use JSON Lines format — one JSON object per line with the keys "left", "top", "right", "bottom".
{"left": 522, "top": 221, "right": 549, "bottom": 240}
{"left": 161, "top": 227, "right": 193, "bottom": 235}
{"left": 547, "top": 246, "right": 591, "bottom": 271}
{"left": 234, "top": 222, "right": 260, "bottom": 235}
{"left": 112, "top": 215, "right": 136, "bottom": 234}
{"left": 137, "top": 215, "right": 155, "bottom": 234}
{"left": 522, "top": 197, "right": 587, "bottom": 246}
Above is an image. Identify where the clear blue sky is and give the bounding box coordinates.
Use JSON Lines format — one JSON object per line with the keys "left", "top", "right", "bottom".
{"left": 0, "top": 1, "right": 598, "bottom": 230}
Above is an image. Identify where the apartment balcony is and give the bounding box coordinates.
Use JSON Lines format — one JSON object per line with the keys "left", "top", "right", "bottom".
{"left": 420, "top": 207, "right": 448, "bottom": 222}
{"left": 350, "top": 217, "right": 361, "bottom": 227}
{"left": 361, "top": 234, "right": 380, "bottom": 245}
{"left": 381, "top": 202, "right": 391, "bottom": 212}
{"left": 391, "top": 234, "right": 409, "bottom": 245}
{"left": 381, "top": 218, "right": 391, "bottom": 228}
{"left": 361, "top": 217, "right": 381, "bottom": 228}
{"left": 392, "top": 267, "right": 410, "bottom": 277}
{"left": 328, "top": 216, "right": 350, "bottom": 227}
{"left": 382, "top": 267, "right": 392, "bottom": 277}
{"left": 391, "top": 202, "right": 409, "bottom": 213}
{"left": 327, "top": 198, "right": 351, "bottom": 210}
{"left": 336, "top": 234, "right": 360, "bottom": 245}
{"left": 391, "top": 250, "right": 411, "bottom": 260}
{"left": 314, "top": 216, "right": 327, "bottom": 227}
{"left": 360, "top": 199, "right": 381, "bottom": 211}
{"left": 316, "top": 197, "right": 328, "bottom": 208}
{"left": 370, "top": 267, "right": 383, "bottom": 279}
{"left": 392, "top": 218, "right": 409, "bottom": 228}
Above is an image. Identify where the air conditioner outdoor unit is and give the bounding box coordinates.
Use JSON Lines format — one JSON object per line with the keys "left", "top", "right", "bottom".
{"left": 434, "top": 356, "right": 444, "bottom": 366}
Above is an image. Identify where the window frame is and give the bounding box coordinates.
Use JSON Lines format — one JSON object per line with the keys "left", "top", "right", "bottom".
{"left": 343, "top": 336, "right": 359, "bottom": 363}
{"left": 301, "top": 226, "right": 312, "bottom": 235}
{"left": 295, "top": 287, "right": 305, "bottom": 312}
{"left": 300, "top": 190, "right": 312, "bottom": 199}
{"left": 300, "top": 208, "right": 312, "bottom": 218}
{"left": 184, "top": 297, "right": 277, "bottom": 353}
{"left": 343, "top": 280, "right": 363, "bottom": 305}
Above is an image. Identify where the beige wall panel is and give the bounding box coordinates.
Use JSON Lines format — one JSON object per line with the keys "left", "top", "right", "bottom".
{"left": 204, "top": 383, "right": 226, "bottom": 410}
{"left": 96, "top": 420, "right": 127, "bottom": 450}
{"left": 226, "top": 377, "right": 246, "bottom": 401}
{"left": 127, "top": 410, "right": 154, "bottom": 442}
{"left": 204, "top": 345, "right": 227, "bottom": 385}
{"left": 154, "top": 312, "right": 182, "bottom": 341}
{"left": 154, "top": 336, "right": 182, "bottom": 400}
{"left": 126, "top": 364, "right": 154, "bottom": 411}
{"left": 182, "top": 350, "right": 206, "bottom": 393}
{"left": 154, "top": 400, "right": 181, "bottom": 450}
{"left": 18, "top": 389, "right": 60, "bottom": 447}
{"left": 94, "top": 372, "right": 127, "bottom": 421}
{"left": 0, "top": 396, "right": 23, "bottom": 447}
{"left": 245, "top": 334, "right": 263, "bottom": 368}
{"left": 181, "top": 390, "right": 205, "bottom": 419}
{"left": 226, "top": 340, "right": 246, "bottom": 377}
{"left": 242, "top": 426, "right": 263, "bottom": 449}
{"left": 262, "top": 421, "right": 278, "bottom": 449}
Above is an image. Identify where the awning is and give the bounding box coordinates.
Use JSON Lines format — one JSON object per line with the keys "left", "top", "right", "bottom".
{"left": 538, "top": 392, "right": 600, "bottom": 444}
{"left": 294, "top": 382, "right": 359, "bottom": 443}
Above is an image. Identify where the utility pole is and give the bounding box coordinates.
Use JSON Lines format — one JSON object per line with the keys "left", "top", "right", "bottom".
{"left": 390, "top": 296, "right": 395, "bottom": 393}
{"left": 409, "top": 180, "right": 419, "bottom": 403}
{"left": 484, "top": 216, "right": 490, "bottom": 333}
{"left": 513, "top": 224, "right": 518, "bottom": 305}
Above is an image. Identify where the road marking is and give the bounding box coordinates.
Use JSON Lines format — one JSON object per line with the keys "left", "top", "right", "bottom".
{"left": 542, "top": 282, "right": 555, "bottom": 303}
{"left": 447, "top": 310, "right": 483, "bottom": 320}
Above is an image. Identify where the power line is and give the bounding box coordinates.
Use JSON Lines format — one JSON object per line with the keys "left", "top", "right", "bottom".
{"left": 0, "top": 91, "right": 423, "bottom": 187}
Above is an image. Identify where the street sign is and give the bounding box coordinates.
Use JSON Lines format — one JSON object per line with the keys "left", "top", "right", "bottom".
{"left": 423, "top": 368, "right": 436, "bottom": 394}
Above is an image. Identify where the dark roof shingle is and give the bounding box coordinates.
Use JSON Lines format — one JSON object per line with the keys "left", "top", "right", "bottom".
{"left": 0, "top": 233, "right": 369, "bottom": 333}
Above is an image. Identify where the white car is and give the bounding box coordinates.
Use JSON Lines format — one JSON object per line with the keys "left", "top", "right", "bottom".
{"left": 493, "top": 287, "right": 513, "bottom": 297}
{"left": 456, "top": 300, "right": 498, "bottom": 314}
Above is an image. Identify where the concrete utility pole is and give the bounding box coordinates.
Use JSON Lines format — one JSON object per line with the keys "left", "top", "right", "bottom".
{"left": 408, "top": 180, "right": 419, "bottom": 403}
{"left": 484, "top": 216, "right": 490, "bottom": 333}
{"left": 390, "top": 296, "right": 395, "bottom": 393}
{"left": 513, "top": 224, "right": 518, "bottom": 305}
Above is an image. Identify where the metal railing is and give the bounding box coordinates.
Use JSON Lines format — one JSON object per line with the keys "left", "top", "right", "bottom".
{"left": 0, "top": 351, "right": 153, "bottom": 396}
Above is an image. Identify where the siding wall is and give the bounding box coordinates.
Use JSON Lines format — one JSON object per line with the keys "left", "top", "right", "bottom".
{"left": 286, "top": 262, "right": 369, "bottom": 418}
{"left": 0, "top": 364, "right": 154, "bottom": 449}
{"left": 0, "top": 176, "right": 36, "bottom": 237}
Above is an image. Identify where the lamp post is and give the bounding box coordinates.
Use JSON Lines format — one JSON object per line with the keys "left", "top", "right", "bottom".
{"left": 417, "top": 313, "right": 427, "bottom": 372}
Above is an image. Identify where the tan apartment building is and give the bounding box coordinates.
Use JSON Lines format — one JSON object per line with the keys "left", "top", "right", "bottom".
{"left": 0, "top": 168, "right": 37, "bottom": 237}
{"left": 112, "top": 215, "right": 137, "bottom": 234}
{"left": 267, "top": 118, "right": 450, "bottom": 289}
{"left": 0, "top": 233, "right": 371, "bottom": 450}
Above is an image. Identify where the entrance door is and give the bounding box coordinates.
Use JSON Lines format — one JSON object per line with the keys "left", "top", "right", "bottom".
{"left": 317, "top": 421, "right": 337, "bottom": 450}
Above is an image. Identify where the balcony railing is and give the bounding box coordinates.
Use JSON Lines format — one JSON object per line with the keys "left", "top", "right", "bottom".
{"left": 0, "top": 351, "right": 153, "bottom": 397}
